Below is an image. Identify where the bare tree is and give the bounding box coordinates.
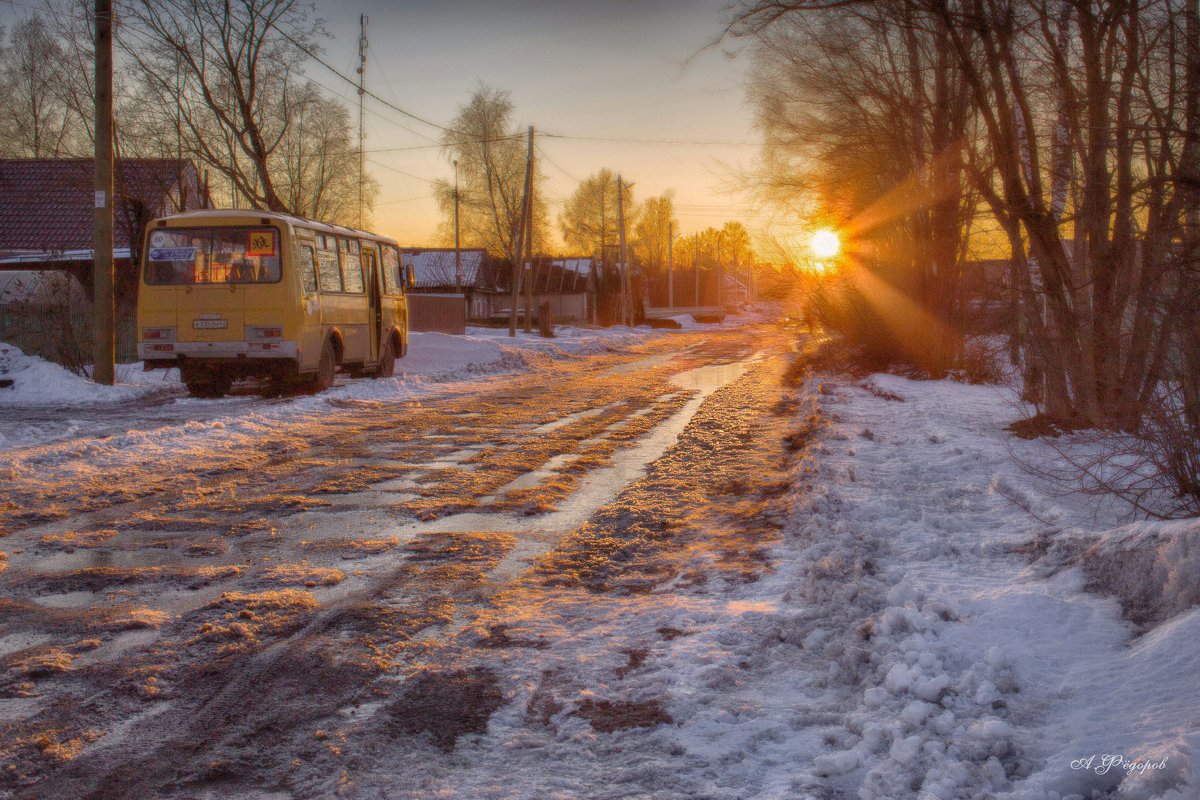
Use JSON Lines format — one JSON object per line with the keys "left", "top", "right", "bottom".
{"left": 735, "top": 0, "right": 978, "bottom": 374}
{"left": 277, "top": 83, "right": 377, "bottom": 227}
{"left": 559, "top": 168, "right": 637, "bottom": 259}
{"left": 121, "top": 0, "right": 320, "bottom": 213}
{"left": 0, "top": 14, "right": 83, "bottom": 157}
{"left": 435, "top": 86, "right": 546, "bottom": 256}
{"left": 633, "top": 193, "right": 677, "bottom": 274}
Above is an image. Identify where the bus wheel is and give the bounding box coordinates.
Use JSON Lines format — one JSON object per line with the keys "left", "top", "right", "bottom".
{"left": 375, "top": 336, "right": 396, "bottom": 378}
{"left": 310, "top": 339, "right": 337, "bottom": 392}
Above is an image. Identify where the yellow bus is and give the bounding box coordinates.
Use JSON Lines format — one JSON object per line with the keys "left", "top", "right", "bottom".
{"left": 137, "top": 210, "right": 412, "bottom": 397}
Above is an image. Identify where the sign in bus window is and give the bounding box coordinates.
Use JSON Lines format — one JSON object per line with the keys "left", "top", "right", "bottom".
{"left": 145, "top": 227, "right": 281, "bottom": 285}
{"left": 247, "top": 230, "right": 277, "bottom": 257}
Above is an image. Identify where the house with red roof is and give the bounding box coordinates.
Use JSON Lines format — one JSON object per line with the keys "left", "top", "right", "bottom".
{"left": 0, "top": 158, "right": 209, "bottom": 362}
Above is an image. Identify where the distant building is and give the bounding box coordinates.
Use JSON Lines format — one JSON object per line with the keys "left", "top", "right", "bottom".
{"left": 401, "top": 249, "right": 598, "bottom": 326}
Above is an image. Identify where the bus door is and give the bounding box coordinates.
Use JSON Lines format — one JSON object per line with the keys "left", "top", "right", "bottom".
{"left": 296, "top": 241, "right": 324, "bottom": 370}
{"left": 364, "top": 246, "right": 382, "bottom": 364}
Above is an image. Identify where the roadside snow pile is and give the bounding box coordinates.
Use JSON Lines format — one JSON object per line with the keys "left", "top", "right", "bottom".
{"left": 666, "top": 314, "right": 719, "bottom": 331}
{"left": 0, "top": 342, "right": 168, "bottom": 405}
{"left": 398, "top": 332, "right": 533, "bottom": 379}
{"left": 755, "top": 373, "right": 1200, "bottom": 800}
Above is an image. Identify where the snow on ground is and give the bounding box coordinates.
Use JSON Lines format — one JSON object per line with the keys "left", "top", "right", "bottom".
{"left": 0, "top": 343, "right": 173, "bottom": 405}
{"left": 632, "top": 370, "right": 1200, "bottom": 799}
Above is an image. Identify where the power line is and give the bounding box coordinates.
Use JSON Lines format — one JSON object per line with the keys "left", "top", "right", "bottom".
{"left": 365, "top": 157, "right": 442, "bottom": 186}
{"left": 275, "top": 27, "right": 465, "bottom": 137}
{"left": 376, "top": 192, "right": 436, "bottom": 206}
{"left": 542, "top": 131, "right": 759, "bottom": 147}
{"left": 536, "top": 144, "right": 585, "bottom": 185}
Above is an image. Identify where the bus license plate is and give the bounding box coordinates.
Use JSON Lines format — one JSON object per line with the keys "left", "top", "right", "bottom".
{"left": 193, "top": 319, "right": 228, "bottom": 329}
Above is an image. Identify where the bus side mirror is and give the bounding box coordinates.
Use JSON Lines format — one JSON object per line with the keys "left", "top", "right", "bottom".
{"left": 405, "top": 264, "right": 416, "bottom": 289}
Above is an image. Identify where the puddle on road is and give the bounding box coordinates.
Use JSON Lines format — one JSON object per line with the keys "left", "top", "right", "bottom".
{"left": 362, "top": 353, "right": 765, "bottom": 571}
{"left": 529, "top": 403, "right": 618, "bottom": 435}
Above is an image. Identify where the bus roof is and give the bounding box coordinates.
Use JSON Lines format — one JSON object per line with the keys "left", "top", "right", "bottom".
{"left": 154, "top": 210, "right": 399, "bottom": 246}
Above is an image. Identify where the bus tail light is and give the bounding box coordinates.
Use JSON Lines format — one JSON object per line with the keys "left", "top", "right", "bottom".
{"left": 142, "top": 327, "right": 175, "bottom": 341}
{"left": 247, "top": 326, "right": 283, "bottom": 341}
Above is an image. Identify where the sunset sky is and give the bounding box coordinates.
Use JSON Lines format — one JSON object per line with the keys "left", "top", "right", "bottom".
{"left": 313, "top": 0, "right": 763, "bottom": 247}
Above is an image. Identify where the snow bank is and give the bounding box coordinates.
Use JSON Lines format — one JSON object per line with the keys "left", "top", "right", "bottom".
{"left": 751, "top": 373, "right": 1200, "bottom": 799}
{"left": 0, "top": 343, "right": 171, "bottom": 405}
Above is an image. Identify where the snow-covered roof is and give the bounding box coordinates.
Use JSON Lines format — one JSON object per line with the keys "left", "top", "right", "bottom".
{"left": 401, "top": 249, "right": 487, "bottom": 289}
{"left": 0, "top": 248, "right": 133, "bottom": 267}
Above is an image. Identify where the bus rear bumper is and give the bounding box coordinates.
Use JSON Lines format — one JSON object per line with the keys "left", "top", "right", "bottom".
{"left": 138, "top": 340, "right": 299, "bottom": 362}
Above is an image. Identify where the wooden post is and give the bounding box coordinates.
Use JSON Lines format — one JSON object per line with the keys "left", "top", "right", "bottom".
{"left": 93, "top": 0, "right": 114, "bottom": 386}
{"left": 523, "top": 128, "right": 535, "bottom": 333}
{"left": 453, "top": 159, "right": 462, "bottom": 292}
{"left": 717, "top": 232, "right": 724, "bottom": 310}
{"left": 357, "top": 14, "right": 367, "bottom": 229}
{"left": 667, "top": 221, "right": 674, "bottom": 309}
{"left": 508, "top": 127, "right": 534, "bottom": 337}
{"left": 617, "top": 174, "right": 630, "bottom": 326}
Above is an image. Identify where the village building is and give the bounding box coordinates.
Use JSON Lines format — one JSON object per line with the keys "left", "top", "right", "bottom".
{"left": 401, "top": 249, "right": 599, "bottom": 333}
{"left": 0, "top": 158, "right": 208, "bottom": 362}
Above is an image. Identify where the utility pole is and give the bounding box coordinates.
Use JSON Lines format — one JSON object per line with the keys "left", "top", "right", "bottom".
{"left": 694, "top": 237, "right": 701, "bottom": 307}
{"left": 523, "top": 128, "right": 535, "bottom": 333}
{"left": 667, "top": 221, "right": 674, "bottom": 309}
{"left": 453, "top": 159, "right": 462, "bottom": 292}
{"left": 357, "top": 14, "right": 368, "bottom": 229}
{"left": 739, "top": 253, "right": 748, "bottom": 303}
{"left": 617, "top": 174, "right": 630, "bottom": 327}
{"left": 717, "top": 232, "right": 724, "bottom": 310}
{"left": 93, "top": 0, "right": 114, "bottom": 386}
{"left": 508, "top": 127, "right": 534, "bottom": 337}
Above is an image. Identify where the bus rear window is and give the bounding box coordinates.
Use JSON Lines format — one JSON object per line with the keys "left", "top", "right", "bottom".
{"left": 145, "top": 227, "right": 281, "bottom": 285}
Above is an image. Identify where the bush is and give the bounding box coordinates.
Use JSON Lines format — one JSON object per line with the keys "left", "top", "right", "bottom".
{"left": 805, "top": 272, "right": 961, "bottom": 377}
{"left": 951, "top": 338, "right": 1005, "bottom": 385}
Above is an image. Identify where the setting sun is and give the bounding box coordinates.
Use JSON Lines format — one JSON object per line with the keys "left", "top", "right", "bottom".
{"left": 811, "top": 229, "right": 841, "bottom": 259}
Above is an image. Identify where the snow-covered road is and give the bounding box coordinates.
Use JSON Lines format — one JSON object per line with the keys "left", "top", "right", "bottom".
{"left": 1, "top": 320, "right": 1197, "bottom": 800}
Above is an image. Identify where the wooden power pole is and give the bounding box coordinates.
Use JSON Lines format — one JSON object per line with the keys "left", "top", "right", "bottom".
{"left": 523, "top": 127, "right": 535, "bottom": 333}
{"left": 667, "top": 221, "right": 674, "bottom": 309}
{"left": 357, "top": 14, "right": 368, "bottom": 229}
{"left": 508, "top": 127, "right": 534, "bottom": 337}
{"left": 617, "top": 174, "right": 630, "bottom": 326}
{"left": 453, "top": 159, "right": 462, "bottom": 292}
{"left": 93, "top": 0, "right": 114, "bottom": 386}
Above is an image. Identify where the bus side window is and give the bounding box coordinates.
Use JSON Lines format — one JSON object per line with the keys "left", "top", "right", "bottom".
{"left": 340, "top": 238, "right": 365, "bottom": 293}
{"left": 298, "top": 245, "right": 318, "bottom": 293}
{"left": 382, "top": 246, "right": 402, "bottom": 295}
{"left": 317, "top": 246, "right": 342, "bottom": 292}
